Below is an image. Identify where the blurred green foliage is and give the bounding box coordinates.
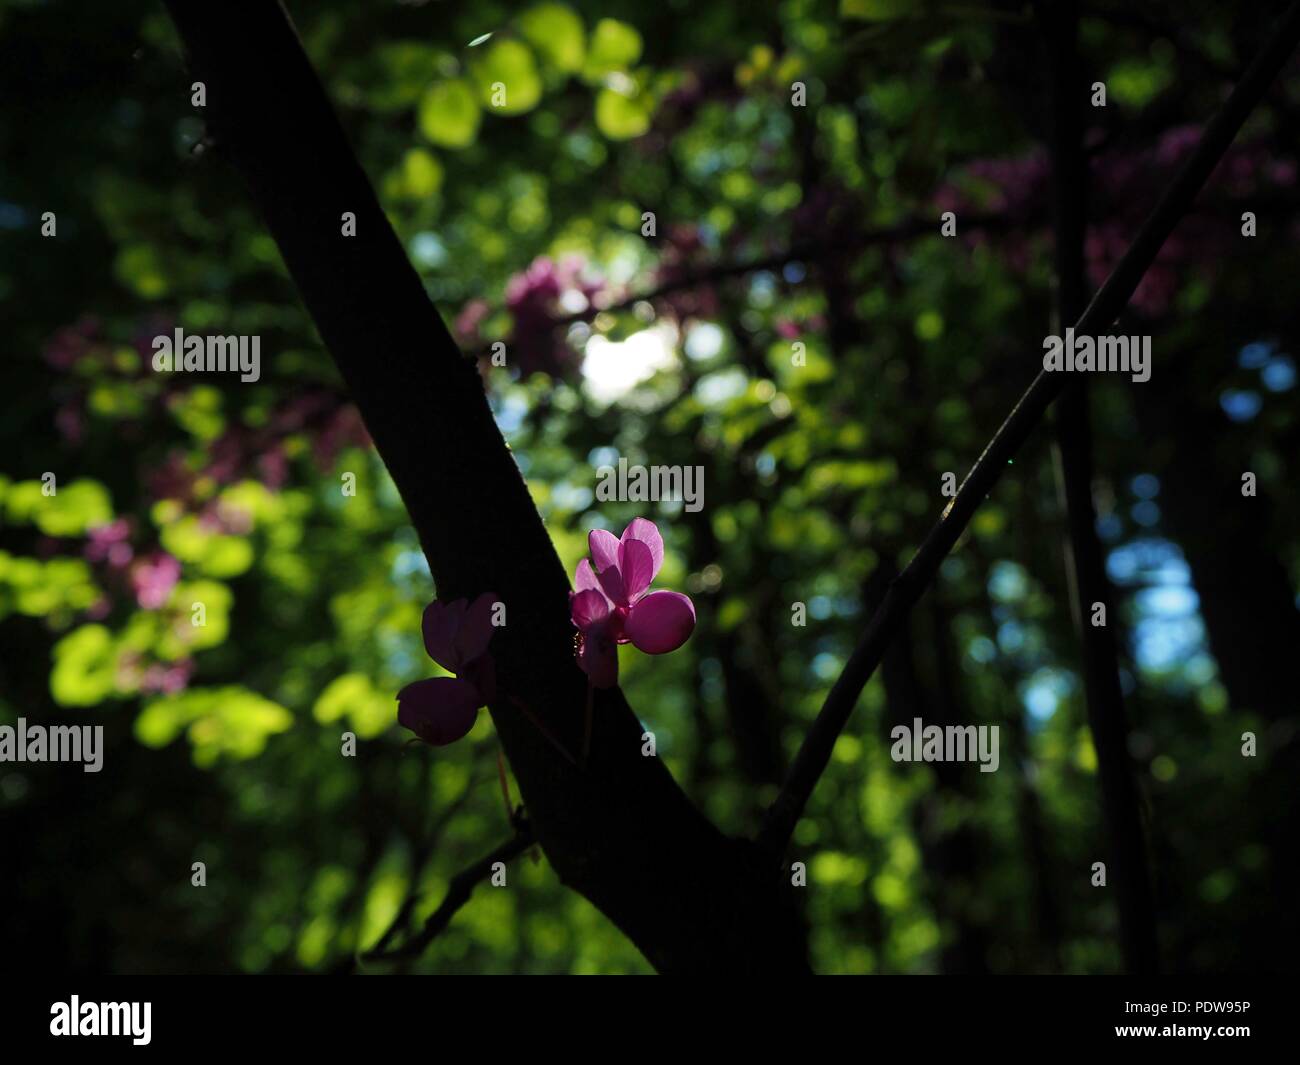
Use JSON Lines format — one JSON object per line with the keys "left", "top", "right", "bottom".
{"left": 1, "top": 0, "right": 1297, "bottom": 974}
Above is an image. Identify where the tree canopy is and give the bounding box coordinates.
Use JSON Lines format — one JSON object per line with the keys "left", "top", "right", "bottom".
{"left": 2, "top": 0, "right": 1299, "bottom": 974}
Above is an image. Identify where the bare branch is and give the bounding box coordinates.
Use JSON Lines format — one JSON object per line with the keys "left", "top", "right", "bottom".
{"left": 361, "top": 819, "right": 536, "bottom": 964}
{"left": 470, "top": 214, "right": 1014, "bottom": 360}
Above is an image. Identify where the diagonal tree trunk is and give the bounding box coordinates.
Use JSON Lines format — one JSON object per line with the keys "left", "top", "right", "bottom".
{"left": 1038, "top": 0, "right": 1159, "bottom": 973}
{"left": 758, "top": 0, "right": 1300, "bottom": 856}
{"left": 162, "top": 0, "right": 807, "bottom": 973}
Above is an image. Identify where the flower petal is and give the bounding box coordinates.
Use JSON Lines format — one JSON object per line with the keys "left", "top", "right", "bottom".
{"left": 574, "top": 558, "right": 604, "bottom": 595}
{"left": 455, "top": 592, "right": 498, "bottom": 665}
{"left": 617, "top": 537, "right": 655, "bottom": 603}
{"left": 620, "top": 517, "right": 664, "bottom": 581}
{"left": 626, "top": 590, "right": 696, "bottom": 654}
{"left": 596, "top": 558, "right": 628, "bottom": 607}
{"left": 577, "top": 626, "right": 619, "bottom": 688}
{"left": 570, "top": 588, "right": 611, "bottom": 630}
{"left": 397, "top": 677, "right": 481, "bottom": 746}
{"left": 422, "top": 599, "right": 464, "bottom": 671}
{"left": 461, "top": 653, "right": 497, "bottom": 704}
{"left": 588, "top": 528, "right": 620, "bottom": 573}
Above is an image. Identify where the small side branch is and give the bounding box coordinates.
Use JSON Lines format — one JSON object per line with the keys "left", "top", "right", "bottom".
{"left": 361, "top": 819, "right": 536, "bottom": 965}
{"left": 473, "top": 214, "right": 1013, "bottom": 360}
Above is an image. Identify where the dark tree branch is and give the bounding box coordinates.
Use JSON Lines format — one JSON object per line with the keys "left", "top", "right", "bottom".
{"left": 472, "top": 213, "right": 1013, "bottom": 359}
{"left": 363, "top": 775, "right": 483, "bottom": 959}
{"left": 361, "top": 820, "right": 537, "bottom": 964}
{"left": 328, "top": 765, "right": 483, "bottom": 974}
{"left": 757, "top": 0, "right": 1300, "bottom": 855}
{"left": 163, "top": 0, "right": 807, "bottom": 972}
{"left": 1039, "top": 0, "right": 1159, "bottom": 974}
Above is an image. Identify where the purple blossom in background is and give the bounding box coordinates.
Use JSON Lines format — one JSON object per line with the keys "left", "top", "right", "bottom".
{"left": 42, "top": 315, "right": 101, "bottom": 371}
{"left": 310, "top": 404, "right": 368, "bottom": 471}
{"left": 130, "top": 551, "right": 181, "bottom": 610}
{"left": 936, "top": 130, "right": 1297, "bottom": 316}
{"left": 85, "top": 518, "right": 135, "bottom": 569}
{"left": 501, "top": 255, "right": 604, "bottom": 378}
{"left": 141, "top": 658, "right": 194, "bottom": 695}
{"left": 397, "top": 592, "right": 499, "bottom": 746}
{"left": 257, "top": 445, "right": 289, "bottom": 491}
{"left": 53, "top": 401, "right": 85, "bottom": 446}
{"left": 653, "top": 224, "right": 722, "bottom": 322}
{"left": 147, "top": 453, "right": 198, "bottom": 505}
{"left": 117, "top": 652, "right": 194, "bottom": 696}
{"left": 570, "top": 518, "right": 696, "bottom": 689}
{"left": 453, "top": 298, "right": 492, "bottom": 345}
{"left": 149, "top": 389, "right": 368, "bottom": 505}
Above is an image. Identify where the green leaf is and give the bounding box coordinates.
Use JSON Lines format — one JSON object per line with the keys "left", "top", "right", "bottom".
{"left": 6, "top": 556, "right": 98, "bottom": 617}
{"left": 136, "top": 685, "right": 293, "bottom": 765}
{"left": 842, "top": 0, "right": 914, "bottom": 19}
{"left": 399, "top": 148, "right": 444, "bottom": 198}
{"left": 417, "top": 79, "right": 481, "bottom": 148}
{"left": 471, "top": 39, "right": 543, "bottom": 115}
{"left": 169, "top": 385, "right": 225, "bottom": 442}
{"left": 170, "top": 579, "right": 231, "bottom": 653}
{"left": 582, "top": 18, "right": 642, "bottom": 82}
{"left": 8, "top": 478, "right": 114, "bottom": 537}
{"left": 51, "top": 624, "right": 119, "bottom": 707}
{"left": 114, "top": 243, "right": 170, "bottom": 298}
{"left": 313, "top": 673, "right": 394, "bottom": 739}
{"left": 367, "top": 42, "right": 443, "bottom": 111}
{"left": 159, "top": 516, "right": 253, "bottom": 578}
{"left": 1107, "top": 57, "right": 1174, "bottom": 108}
{"left": 595, "top": 85, "right": 654, "bottom": 140}
{"left": 519, "top": 3, "right": 585, "bottom": 73}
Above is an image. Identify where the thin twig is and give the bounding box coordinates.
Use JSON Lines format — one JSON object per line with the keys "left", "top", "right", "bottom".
{"left": 361, "top": 819, "right": 536, "bottom": 964}
{"left": 497, "top": 748, "right": 514, "bottom": 825}
{"left": 472, "top": 214, "right": 1013, "bottom": 359}
{"left": 756, "top": 0, "right": 1300, "bottom": 856}
{"left": 331, "top": 767, "right": 484, "bottom": 971}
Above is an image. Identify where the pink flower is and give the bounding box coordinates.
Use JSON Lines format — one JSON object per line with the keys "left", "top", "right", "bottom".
{"left": 454, "top": 298, "right": 492, "bottom": 344}
{"left": 141, "top": 658, "right": 194, "bottom": 695}
{"left": 131, "top": 551, "right": 181, "bottom": 610}
{"left": 503, "top": 255, "right": 605, "bottom": 377}
{"left": 397, "top": 593, "right": 498, "bottom": 746}
{"left": 569, "top": 518, "right": 696, "bottom": 688}
{"left": 86, "top": 519, "right": 134, "bottom": 568}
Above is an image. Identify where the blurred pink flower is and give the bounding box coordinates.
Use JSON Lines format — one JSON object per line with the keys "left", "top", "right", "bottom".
{"left": 454, "top": 298, "right": 492, "bottom": 345}
{"left": 147, "top": 453, "right": 197, "bottom": 504}
{"left": 141, "top": 658, "right": 194, "bottom": 695}
{"left": 43, "top": 316, "right": 100, "bottom": 370}
{"left": 503, "top": 255, "right": 604, "bottom": 377}
{"left": 54, "top": 401, "right": 85, "bottom": 445}
{"left": 86, "top": 519, "right": 135, "bottom": 569}
{"left": 131, "top": 551, "right": 181, "bottom": 610}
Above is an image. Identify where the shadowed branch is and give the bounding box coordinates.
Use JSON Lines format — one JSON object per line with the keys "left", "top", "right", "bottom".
{"left": 361, "top": 818, "right": 536, "bottom": 965}
{"left": 757, "top": 0, "right": 1300, "bottom": 855}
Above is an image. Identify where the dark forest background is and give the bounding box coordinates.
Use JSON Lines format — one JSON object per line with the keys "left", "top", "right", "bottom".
{"left": 1, "top": 0, "right": 1298, "bottom": 974}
